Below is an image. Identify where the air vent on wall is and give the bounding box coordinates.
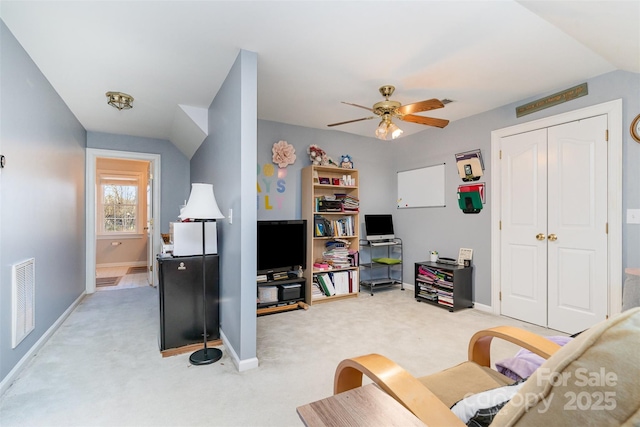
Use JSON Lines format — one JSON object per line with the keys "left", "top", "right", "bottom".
{"left": 12, "top": 258, "right": 35, "bottom": 348}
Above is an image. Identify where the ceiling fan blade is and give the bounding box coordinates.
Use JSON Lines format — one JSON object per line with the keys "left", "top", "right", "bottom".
{"left": 400, "top": 114, "right": 450, "bottom": 128}
{"left": 341, "top": 102, "right": 375, "bottom": 112}
{"left": 327, "top": 116, "right": 376, "bottom": 127}
{"left": 396, "top": 99, "right": 444, "bottom": 115}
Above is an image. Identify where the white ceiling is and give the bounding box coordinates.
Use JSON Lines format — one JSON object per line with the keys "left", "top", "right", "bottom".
{"left": 1, "top": 1, "right": 638, "bottom": 156}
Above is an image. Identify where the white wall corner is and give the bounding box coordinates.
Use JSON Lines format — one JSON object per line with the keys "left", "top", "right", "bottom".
{"left": 220, "top": 329, "right": 259, "bottom": 372}
{"left": 169, "top": 105, "right": 208, "bottom": 159}
{"left": 472, "top": 302, "right": 493, "bottom": 313}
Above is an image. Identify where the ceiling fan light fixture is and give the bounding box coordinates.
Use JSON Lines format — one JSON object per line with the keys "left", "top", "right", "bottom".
{"left": 388, "top": 122, "right": 403, "bottom": 139}
{"left": 375, "top": 120, "right": 388, "bottom": 139}
{"left": 106, "top": 91, "right": 134, "bottom": 110}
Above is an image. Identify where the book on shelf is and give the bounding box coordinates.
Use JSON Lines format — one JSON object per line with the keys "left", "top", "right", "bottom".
{"left": 316, "top": 273, "right": 336, "bottom": 296}
{"left": 313, "top": 262, "right": 331, "bottom": 271}
{"left": 320, "top": 242, "right": 359, "bottom": 269}
{"left": 349, "top": 269, "right": 358, "bottom": 293}
{"left": 311, "top": 281, "right": 326, "bottom": 298}
{"left": 330, "top": 271, "right": 350, "bottom": 295}
{"left": 314, "top": 270, "right": 358, "bottom": 296}
{"left": 334, "top": 193, "right": 360, "bottom": 211}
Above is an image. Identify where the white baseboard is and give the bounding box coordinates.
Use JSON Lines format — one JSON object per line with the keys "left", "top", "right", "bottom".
{"left": 473, "top": 302, "right": 493, "bottom": 313}
{"left": 0, "top": 292, "right": 86, "bottom": 397}
{"left": 96, "top": 261, "right": 147, "bottom": 269}
{"left": 220, "top": 329, "right": 259, "bottom": 372}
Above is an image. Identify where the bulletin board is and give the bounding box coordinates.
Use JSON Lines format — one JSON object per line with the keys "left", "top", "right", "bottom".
{"left": 397, "top": 163, "right": 446, "bottom": 209}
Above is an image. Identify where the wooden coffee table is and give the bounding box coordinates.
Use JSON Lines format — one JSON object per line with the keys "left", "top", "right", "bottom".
{"left": 296, "top": 383, "right": 426, "bottom": 426}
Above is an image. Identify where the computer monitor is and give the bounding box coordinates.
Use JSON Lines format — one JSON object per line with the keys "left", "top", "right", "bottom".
{"left": 364, "top": 214, "right": 394, "bottom": 241}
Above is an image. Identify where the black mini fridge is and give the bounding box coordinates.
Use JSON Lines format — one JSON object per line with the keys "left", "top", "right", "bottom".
{"left": 157, "top": 254, "right": 219, "bottom": 351}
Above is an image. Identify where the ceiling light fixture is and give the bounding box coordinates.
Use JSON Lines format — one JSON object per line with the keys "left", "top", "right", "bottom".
{"left": 375, "top": 115, "right": 403, "bottom": 140}
{"left": 388, "top": 122, "right": 403, "bottom": 139}
{"left": 375, "top": 119, "right": 388, "bottom": 139}
{"left": 105, "top": 91, "right": 134, "bottom": 110}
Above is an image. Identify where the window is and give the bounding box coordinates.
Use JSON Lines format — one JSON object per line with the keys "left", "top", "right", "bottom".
{"left": 99, "top": 173, "right": 142, "bottom": 235}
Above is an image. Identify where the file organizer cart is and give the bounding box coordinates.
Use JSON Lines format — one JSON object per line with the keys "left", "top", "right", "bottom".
{"left": 414, "top": 261, "right": 473, "bottom": 312}
{"left": 359, "top": 238, "right": 404, "bottom": 295}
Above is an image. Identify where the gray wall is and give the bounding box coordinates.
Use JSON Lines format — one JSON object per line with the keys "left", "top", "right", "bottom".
{"left": 393, "top": 70, "right": 640, "bottom": 305}
{"left": 87, "top": 132, "right": 191, "bottom": 233}
{"left": 190, "top": 50, "right": 258, "bottom": 364}
{"left": 0, "top": 21, "right": 86, "bottom": 381}
{"left": 256, "top": 70, "right": 640, "bottom": 307}
{"left": 257, "top": 120, "right": 399, "bottom": 226}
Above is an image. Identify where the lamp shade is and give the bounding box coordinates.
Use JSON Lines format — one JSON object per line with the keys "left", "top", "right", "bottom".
{"left": 179, "top": 183, "right": 224, "bottom": 220}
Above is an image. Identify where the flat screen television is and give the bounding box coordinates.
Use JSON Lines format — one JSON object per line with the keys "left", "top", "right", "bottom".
{"left": 364, "top": 214, "right": 395, "bottom": 241}
{"left": 257, "top": 220, "right": 307, "bottom": 274}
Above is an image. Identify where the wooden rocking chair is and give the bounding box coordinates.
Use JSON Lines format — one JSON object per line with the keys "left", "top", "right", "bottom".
{"left": 334, "top": 308, "right": 640, "bottom": 426}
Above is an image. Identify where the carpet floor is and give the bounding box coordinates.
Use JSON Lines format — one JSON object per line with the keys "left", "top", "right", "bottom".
{"left": 0, "top": 285, "right": 559, "bottom": 426}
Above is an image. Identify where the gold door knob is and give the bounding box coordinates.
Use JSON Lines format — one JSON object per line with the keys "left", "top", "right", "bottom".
{"left": 536, "top": 233, "right": 546, "bottom": 241}
{"left": 548, "top": 234, "right": 558, "bottom": 241}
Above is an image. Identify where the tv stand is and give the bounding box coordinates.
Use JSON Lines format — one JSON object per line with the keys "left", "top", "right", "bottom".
{"left": 256, "top": 275, "right": 309, "bottom": 316}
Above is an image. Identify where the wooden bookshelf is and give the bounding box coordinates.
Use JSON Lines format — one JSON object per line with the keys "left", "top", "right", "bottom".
{"left": 301, "top": 165, "right": 360, "bottom": 305}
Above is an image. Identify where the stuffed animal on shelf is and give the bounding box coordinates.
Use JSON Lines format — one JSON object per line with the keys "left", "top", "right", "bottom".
{"left": 340, "top": 154, "right": 354, "bottom": 169}
{"left": 307, "top": 144, "right": 337, "bottom": 166}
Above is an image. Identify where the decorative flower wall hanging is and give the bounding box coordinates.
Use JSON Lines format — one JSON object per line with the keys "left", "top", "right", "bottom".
{"left": 272, "top": 140, "right": 296, "bottom": 168}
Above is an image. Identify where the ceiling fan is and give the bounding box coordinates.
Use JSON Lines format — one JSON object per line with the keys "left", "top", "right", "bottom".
{"left": 327, "top": 85, "right": 449, "bottom": 140}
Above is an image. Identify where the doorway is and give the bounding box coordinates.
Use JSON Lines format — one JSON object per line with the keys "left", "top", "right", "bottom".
{"left": 490, "top": 100, "right": 622, "bottom": 333}
{"left": 86, "top": 149, "right": 161, "bottom": 294}
{"left": 95, "top": 157, "right": 150, "bottom": 291}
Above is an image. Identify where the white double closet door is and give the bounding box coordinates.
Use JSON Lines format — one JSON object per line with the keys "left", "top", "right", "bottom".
{"left": 500, "top": 115, "right": 608, "bottom": 334}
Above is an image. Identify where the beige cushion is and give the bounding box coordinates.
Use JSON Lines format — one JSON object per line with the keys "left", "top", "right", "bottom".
{"left": 418, "top": 361, "right": 514, "bottom": 408}
{"left": 492, "top": 307, "right": 640, "bottom": 426}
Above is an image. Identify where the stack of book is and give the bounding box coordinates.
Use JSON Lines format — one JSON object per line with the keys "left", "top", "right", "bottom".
{"left": 335, "top": 193, "right": 359, "bottom": 212}
{"left": 311, "top": 281, "right": 326, "bottom": 298}
{"left": 323, "top": 246, "right": 351, "bottom": 269}
{"left": 416, "top": 265, "right": 454, "bottom": 307}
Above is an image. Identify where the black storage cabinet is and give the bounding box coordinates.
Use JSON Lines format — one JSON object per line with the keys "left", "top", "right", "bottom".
{"left": 157, "top": 254, "right": 219, "bottom": 351}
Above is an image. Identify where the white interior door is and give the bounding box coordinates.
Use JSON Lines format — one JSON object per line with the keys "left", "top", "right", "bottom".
{"left": 500, "top": 116, "right": 608, "bottom": 333}
{"left": 500, "top": 129, "right": 548, "bottom": 326}
{"left": 547, "top": 116, "right": 608, "bottom": 332}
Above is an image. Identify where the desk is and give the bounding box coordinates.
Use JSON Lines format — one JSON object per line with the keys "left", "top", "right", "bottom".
{"left": 296, "top": 384, "right": 425, "bottom": 427}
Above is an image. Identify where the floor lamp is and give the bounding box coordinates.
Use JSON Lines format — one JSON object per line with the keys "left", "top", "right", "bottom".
{"left": 179, "top": 183, "right": 224, "bottom": 365}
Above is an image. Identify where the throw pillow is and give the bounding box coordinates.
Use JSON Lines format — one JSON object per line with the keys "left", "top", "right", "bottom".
{"left": 450, "top": 379, "right": 527, "bottom": 427}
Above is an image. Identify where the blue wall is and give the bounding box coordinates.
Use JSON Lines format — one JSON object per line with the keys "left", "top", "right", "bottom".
{"left": 190, "top": 50, "right": 258, "bottom": 367}
{"left": 0, "top": 21, "right": 86, "bottom": 382}
{"left": 256, "top": 70, "right": 640, "bottom": 307}
{"left": 393, "top": 70, "right": 640, "bottom": 305}
{"left": 257, "top": 120, "right": 399, "bottom": 228}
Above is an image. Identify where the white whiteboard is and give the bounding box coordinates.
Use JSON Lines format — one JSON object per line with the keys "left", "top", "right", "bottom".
{"left": 397, "top": 163, "right": 446, "bottom": 208}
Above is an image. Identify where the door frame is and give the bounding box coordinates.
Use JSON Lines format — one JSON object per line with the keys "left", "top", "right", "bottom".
{"left": 85, "top": 148, "right": 162, "bottom": 293}
{"left": 490, "top": 99, "right": 622, "bottom": 319}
